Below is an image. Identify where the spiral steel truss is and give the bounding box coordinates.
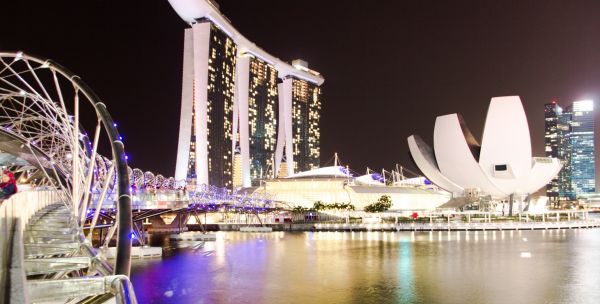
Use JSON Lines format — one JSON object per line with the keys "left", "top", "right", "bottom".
{"left": 0, "top": 52, "right": 136, "bottom": 302}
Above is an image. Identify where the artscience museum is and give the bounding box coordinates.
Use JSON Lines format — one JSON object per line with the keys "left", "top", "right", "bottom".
{"left": 408, "top": 96, "right": 562, "bottom": 200}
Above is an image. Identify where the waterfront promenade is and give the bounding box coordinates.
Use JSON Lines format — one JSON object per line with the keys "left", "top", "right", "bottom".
{"left": 184, "top": 217, "right": 600, "bottom": 232}
{"left": 314, "top": 219, "right": 600, "bottom": 231}
{"left": 183, "top": 208, "right": 599, "bottom": 232}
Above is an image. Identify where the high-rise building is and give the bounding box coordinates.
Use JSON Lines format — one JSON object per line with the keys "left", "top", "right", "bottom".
{"left": 545, "top": 102, "right": 562, "bottom": 200}
{"left": 246, "top": 57, "right": 279, "bottom": 184}
{"left": 291, "top": 74, "right": 321, "bottom": 172}
{"left": 568, "top": 100, "right": 595, "bottom": 195}
{"left": 544, "top": 102, "right": 573, "bottom": 200}
{"left": 169, "top": 0, "right": 324, "bottom": 188}
{"left": 175, "top": 20, "right": 236, "bottom": 188}
{"left": 544, "top": 100, "right": 595, "bottom": 200}
{"left": 557, "top": 110, "right": 573, "bottom": 199}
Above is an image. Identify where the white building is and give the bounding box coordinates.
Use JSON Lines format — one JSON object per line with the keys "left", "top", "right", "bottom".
{"left": 408, "top": 96, "right": 562, "bottom": 199}
{"left": 251, "top": 166, "right": 451, "bottom": 211}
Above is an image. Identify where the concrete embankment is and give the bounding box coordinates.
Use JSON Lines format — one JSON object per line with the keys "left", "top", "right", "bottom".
{"left": 187, "top": 223, "right": 317, "bottom": 232}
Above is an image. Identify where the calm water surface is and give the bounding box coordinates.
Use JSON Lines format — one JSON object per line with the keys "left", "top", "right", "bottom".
{"left": 130, "top": 229, "right": 600, "bottom": 304}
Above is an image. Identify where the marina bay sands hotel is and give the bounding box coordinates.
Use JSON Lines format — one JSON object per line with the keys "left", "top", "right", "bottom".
{"left": 169, "top": 0, "right": 324, "bottom": 188}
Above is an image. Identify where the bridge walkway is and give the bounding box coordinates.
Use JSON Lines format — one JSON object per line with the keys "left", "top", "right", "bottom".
{"left": 1, "top": 192, "right": 137, "bottom": 303}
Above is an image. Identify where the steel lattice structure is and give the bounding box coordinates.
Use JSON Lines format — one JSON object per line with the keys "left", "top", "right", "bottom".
{"left": 0, "top": 52, "right": 133, "bottom": 276}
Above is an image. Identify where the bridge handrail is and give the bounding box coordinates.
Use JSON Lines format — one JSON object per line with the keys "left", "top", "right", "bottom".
{"left": 27, "top": 275, "right": 138, "bottom": 303}
{"left": 0, "top": 189, "right": 63, "bottom": 302}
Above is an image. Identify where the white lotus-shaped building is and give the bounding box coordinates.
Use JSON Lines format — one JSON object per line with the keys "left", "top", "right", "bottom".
{"left": 408, "top": 96, "right": 561, "bottom": 199}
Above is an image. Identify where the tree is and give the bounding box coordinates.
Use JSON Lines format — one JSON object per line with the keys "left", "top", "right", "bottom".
{"left": 364, "top": 195, "right": 393, "bottom": 213}
{"left": 291, "top": 206, "right": 309, "bottom": 214}
{"left": 340, "top": 202, "right": 355, "bottom": 211}
{"left": 378, "top": 195, "right": 392, "bottom": 209}
{"left": 313, "top": 201, "right": 326, "bottom": 211}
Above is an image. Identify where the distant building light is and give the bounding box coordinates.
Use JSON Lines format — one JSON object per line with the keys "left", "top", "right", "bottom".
{"left": 573, "top": 100, "right": 594, "bottom": 112}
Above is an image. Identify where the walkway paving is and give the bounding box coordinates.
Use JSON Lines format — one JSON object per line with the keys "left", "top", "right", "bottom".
{"left": 23, "top": 203, "right": 136, "bottom": 303}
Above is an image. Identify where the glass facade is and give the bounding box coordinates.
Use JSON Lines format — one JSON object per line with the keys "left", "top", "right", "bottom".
{"left": 557, "top": 112, "right": 573, "bottom": 199}
{"left": 292, "top": 78, "right": 321, "bottom": 172}
{"left": 544, "top": 103, "right": 561, "bottom": 199}
{"left": 544, "top": 103, "right": 573, "bottom": 200}
{"left": 248, "top": 57, "right": 279, "bottom": 185}
{"left": 568, "top": 100, "right": 595, "bottom": 196}
{"left": 545, "top": 100, "right": 595, "bottom": 200}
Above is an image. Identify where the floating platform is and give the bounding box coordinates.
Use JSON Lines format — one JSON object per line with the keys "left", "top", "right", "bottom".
{"left": 240, "top": 226, "right": 273, "bottom": 233}
{"left": 103, "top": 246, "right": 162, "bottom": 259}
{"left": 170, "top": 232, "right": 217, "bottom": 241}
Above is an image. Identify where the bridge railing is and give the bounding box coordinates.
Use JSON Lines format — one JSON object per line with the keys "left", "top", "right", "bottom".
{"left": 131, "top": 190, "right": 189, "bottom": 202}
{"left": 86, "top": 187, "right": 277, "bottom": 211}
{"left": 88, "top": 190, "right": 190, "bottom": 210}
{"left": 0, "top": 190, "right": 63, "bottom": 232}
{"left": 0, "top": 189, "right": 63, "bottom": 301}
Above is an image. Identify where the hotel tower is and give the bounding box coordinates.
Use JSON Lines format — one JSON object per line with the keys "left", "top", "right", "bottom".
{"left": 168, "top": 0, "right": 325, "bottom": 188}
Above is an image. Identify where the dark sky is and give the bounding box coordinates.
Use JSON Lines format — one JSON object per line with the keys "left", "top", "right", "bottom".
{"left": 2, "top": 0, "right": 600, "bottom": 180}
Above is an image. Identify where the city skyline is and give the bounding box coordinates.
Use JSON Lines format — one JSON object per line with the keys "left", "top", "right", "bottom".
{"left": 2, "top": 2, "right": 600, "bottom": 302}
{"left": 3, "top": 0, "right": 600, "bottom": 185}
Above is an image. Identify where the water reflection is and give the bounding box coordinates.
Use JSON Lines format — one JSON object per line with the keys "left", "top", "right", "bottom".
{"left": 396, "top": 238, "right": 415, "bottom": 303}
{"left": 130, "top": 229, "right": 600, "bottom": 304}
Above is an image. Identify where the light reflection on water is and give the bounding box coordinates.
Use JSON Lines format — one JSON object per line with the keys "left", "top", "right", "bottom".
{"left": 130, "top": 229, "right": 600, "bottom": 304}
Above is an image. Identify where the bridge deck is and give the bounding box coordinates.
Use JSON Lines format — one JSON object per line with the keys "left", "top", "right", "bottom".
{"left": 2, "top": 191, "right": 137, "bottom": 303}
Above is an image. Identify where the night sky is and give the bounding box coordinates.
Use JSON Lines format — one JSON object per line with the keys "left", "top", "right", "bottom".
{"left": 2, "top": 0, "right": 600, "bottom": 182}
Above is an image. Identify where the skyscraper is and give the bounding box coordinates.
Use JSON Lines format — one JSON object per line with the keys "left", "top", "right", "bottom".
{"left": 544, "top": 100, "right": 595, "bottom": 200}
{"left": 568, "top": 100, "right": 595, "bottom": 195}
{"left": 169, "top": 0, "right": 324, "bottom": 188}
{"left": 246, "top": 57, "right": 279, "bottom": 185}
{"left": 291, "top": 70, "right": 322, "bottom": 172}
{"left": 545, "top": 102, "right": 562, "bottom": 200}
{"left": 545, "top": 102, "right": 572, "bottom": 200}
{"left": 176, "top": 20, "right": 236, "bottom": 188}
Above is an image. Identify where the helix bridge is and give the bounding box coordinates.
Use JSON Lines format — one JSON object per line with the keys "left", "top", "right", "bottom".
{"left": 0, "top": 52, "right": 280, "bottom": 303}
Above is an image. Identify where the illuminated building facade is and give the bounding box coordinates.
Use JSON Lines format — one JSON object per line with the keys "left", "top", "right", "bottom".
{"left": 251, "top": 166, "right": 451, "bottom": 211}
{"left": 170, "top": 0, "right": 324, "bottom": 188}
{"left": 568, "top": 100, "right": 595, "bottom": 196}
{"left": 175, "top": 19, "right": 236, "bottom": 188}
{"left": 545, "top": 102, "right": 572, "bottom": 200}
{"left": 291, "top": 75, "right": 321, "bottom": 172}
{"left": 545, "top": 100, "right": 595, "bottom": 200}
{"left": 247, "top": 57, "right": 279, "bottom": 184}
{"left": 206, "top": 22, "right": 236, "bottom": 188}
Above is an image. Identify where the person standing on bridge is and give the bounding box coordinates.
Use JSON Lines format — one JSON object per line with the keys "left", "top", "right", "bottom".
{"left": 0, "top": 170, "right": 18, "bottom": 199}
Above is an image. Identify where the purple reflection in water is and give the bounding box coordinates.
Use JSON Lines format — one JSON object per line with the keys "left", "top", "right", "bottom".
{"left": 131, "top": 230, "right": 600, "bottom": 304}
